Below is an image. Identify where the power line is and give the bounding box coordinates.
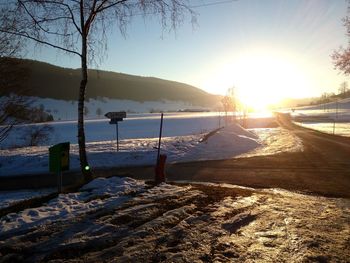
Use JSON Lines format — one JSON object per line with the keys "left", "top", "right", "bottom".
{"left": 190, "top": 0, "right": 238, "bottom": 9}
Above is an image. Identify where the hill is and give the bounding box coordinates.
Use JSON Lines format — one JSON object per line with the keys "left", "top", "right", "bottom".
{"left": 0, "top": 57, "right": 220, "bottom": 107}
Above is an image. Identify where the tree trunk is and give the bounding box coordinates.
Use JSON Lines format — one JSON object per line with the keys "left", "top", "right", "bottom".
{"left": 78, "top": 32, "right": 92, "bottom": 182}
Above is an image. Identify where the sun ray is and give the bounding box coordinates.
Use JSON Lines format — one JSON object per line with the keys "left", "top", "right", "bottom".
{"left": 205, "top": 48, "right": 311, "bottom": 111}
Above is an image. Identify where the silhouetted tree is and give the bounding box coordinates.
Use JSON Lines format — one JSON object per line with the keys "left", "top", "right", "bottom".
{"left": 27, "top": 125, "right": 54, "bottom": 146}
{"left": 84, "top": 106, "right": 89, "bottom": 117}
{"left": 1, "top": 0, "right": 195, "bottom": 181}
{"left": 338, "top": 81, "right": 349, "bottom": 97}
{"left": 221, "top": 87, "right": 236, "bottom": 125}
{"left": 0, "top": 7, "right": 30, "bottom": 143}
{"left": 96, "top": 107, "right": 103, "bottom": 118}
{"left": 332, "top": 3, "right": 350, "bottom": 75}
{"left": 221, "top": 96, "right": 234, "bottom": 113}
{"left": 0, "top": 93, "right": 32, "bottom": 143}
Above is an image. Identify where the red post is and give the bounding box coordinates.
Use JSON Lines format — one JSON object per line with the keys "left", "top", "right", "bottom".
{"left": 155, "top": 154, "right": 167, "bottom": 184}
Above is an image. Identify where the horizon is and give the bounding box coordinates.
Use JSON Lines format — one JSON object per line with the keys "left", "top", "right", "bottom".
{"left": 4, "top": 56, "right": 327, "bottom": 110}
{"left": 21, "top": 0, "right": 349, "bottom": 110}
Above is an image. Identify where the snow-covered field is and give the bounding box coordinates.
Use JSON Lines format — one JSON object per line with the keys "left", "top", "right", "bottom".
{"left": 0, "top": 177, "right": 349, "bottom": 262}
{"left": 0, "top": 123, "right": 302, "bottom": 177}
{"left": 295, "top": 122, "right": 350, "bottom": 137}
{"left": 290, "top": 97, "right": 350, "bottom": 136}
{"left": 2, "top": 112, "right": 226, "bottom": 149}
{"left": 15, "top": 96, "right": 213, "bottom": 120}
{"left": 1, "top": 112, "right": 283, "bottom": 176}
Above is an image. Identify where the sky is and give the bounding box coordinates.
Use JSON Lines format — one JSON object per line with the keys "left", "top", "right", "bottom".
{"left": 26, "top": 0, "right": 349, "bottom": 108}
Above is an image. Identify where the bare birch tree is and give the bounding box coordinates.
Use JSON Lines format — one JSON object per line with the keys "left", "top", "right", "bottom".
{"left": 1, "top": 0, "right": 195, "bottom": 181}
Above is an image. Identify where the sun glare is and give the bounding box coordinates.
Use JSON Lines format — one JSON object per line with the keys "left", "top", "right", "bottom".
{"left": 204, "top": 49, "right": 311, "bottom": 111}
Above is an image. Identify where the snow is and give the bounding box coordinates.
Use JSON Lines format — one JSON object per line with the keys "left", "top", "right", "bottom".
{"left": 0, "top": 188, "right": 55, "bottom": 210}
{"left": 0, "top": 123, "right": 302, "bottom": 177}
{"left": 1, "top": 112, "right": 226, "bottom": 149}
{"left": 181, "top": 123, "right": 260, "bottom": 161}
{"left": 0, "top": 177, "right": 145, "bottom": 235}
{"left": 17, "top": 96, "right": 212, "bottom": 121}
{"left": 291, "top": 98, "right": 350, "bottom": 122}
{"left": 0, "top": 114, "right": 302, "bottom": 212}
{"left": 296, "top": 122, "right": 350, "bottom": 137}
{"left": 239, "top": 127, "right": 303, "bottom": 157}
{"left": 80, "top": 176, "right": 144, "bottom": 196}
{"left": 287, "top": 97, "right": 350, "bottom": 136}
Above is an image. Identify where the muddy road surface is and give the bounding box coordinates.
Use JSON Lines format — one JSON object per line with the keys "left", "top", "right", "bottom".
{"left": 1, "top": 183, "right": 349, "bottom": 262}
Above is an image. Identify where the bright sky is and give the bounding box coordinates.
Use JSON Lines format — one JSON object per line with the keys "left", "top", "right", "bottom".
{"left": 27, "top": 0, "right": 349, "bottom": 108}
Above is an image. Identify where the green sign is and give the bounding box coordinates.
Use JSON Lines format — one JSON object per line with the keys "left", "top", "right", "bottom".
{"left": 49, "top": 142, "right": 70, "bottom": 173}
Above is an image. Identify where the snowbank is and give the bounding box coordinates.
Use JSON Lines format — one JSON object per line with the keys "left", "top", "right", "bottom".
{"left": 0, "top": 177, "right": 145, "bottom": 234}
{"left": 0, "top": 188, "right": 55, "bottom": 209}
{"left": 180, "top": 123, "right": 260, "bottom": 161}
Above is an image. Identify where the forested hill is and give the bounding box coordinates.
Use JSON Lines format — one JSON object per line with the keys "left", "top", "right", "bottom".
{"left": 1, "top": 57, "right": 220, "bottom": 107}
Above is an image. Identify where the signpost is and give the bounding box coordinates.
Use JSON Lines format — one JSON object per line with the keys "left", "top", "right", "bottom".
{"left": 105, "top": 111, "right": 126, "bottom": 151}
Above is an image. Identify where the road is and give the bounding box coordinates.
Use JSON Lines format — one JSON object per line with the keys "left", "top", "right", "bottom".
{"left": 120, "top": 113, "right": 350, "bottom": 198}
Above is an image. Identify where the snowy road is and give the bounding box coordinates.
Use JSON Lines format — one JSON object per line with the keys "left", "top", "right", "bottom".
{"left": 0, "top": 178, "right": 349, "bottom": 262}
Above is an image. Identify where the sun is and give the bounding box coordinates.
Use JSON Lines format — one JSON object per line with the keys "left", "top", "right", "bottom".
{"left": 204, "top": 49, "right": 311, "bottom": 111}
{"left": 235, "top": 52, "right": 310, "bottom": 110}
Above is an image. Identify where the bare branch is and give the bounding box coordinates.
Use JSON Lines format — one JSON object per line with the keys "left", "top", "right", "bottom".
{"left": 332, "top": 1, "right": 350, "bottom": 75}
{"left": 0, "top": 28, "right": 81, "bottom": 57}
{"left": 95, "top": 0, "right": 129, "bottom": 14}
{"left": 19, "top": 0, "right": 82, "bottom": 35}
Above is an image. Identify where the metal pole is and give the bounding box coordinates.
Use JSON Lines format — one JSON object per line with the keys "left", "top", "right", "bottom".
{"left": 116, "top": 122, "right": 119, "bottom": 152}
{"left": 157, "top": 113, "right": 164, "bottom": 164}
